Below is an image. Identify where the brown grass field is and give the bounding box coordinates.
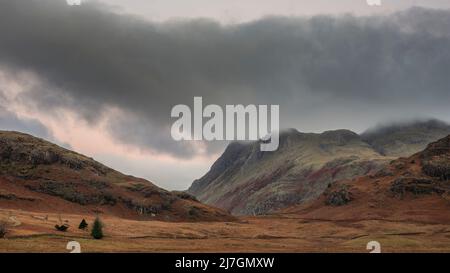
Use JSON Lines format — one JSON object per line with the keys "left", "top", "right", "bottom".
{"left": 1, "top": 209, "right": 449, "bottom": 253}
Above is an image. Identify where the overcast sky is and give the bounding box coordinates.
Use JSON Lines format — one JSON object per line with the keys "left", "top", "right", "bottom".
{"left": 0, "top": 0, "right": 450, "bottom": 190}
{"left": 100, "top": 0, "right": 450, "bottom": 22}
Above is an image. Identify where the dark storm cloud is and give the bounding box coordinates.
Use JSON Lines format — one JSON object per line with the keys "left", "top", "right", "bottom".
{"left": 0, "top": 0, "right": 450, "bottom": 157}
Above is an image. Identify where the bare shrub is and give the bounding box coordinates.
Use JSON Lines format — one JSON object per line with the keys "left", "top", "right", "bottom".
{"left": 0, "top": 220, "right": 9, "bottom": 238}
{"left": 55, "top": 224, "right": 69, "bottom": 232}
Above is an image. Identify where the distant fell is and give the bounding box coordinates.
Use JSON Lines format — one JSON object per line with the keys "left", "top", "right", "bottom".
{"left": 0, "top": 131, "right": 233, "bottom": 222}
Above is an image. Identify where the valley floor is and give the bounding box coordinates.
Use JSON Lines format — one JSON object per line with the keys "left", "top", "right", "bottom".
{"left": 0, "top": 209, "right": 449, "bottom": 253}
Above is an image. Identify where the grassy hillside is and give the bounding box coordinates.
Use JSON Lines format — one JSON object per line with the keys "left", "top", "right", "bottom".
{"left": 0, "top": 131, "right": 233, "bottom": 222}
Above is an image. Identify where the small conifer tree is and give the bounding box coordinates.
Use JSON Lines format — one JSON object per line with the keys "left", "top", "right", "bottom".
{"left": 91, "top": 217, "right": 103, "bottom": 239}
{"left": 78, "top": 219, "right": 88, "bottom": 230}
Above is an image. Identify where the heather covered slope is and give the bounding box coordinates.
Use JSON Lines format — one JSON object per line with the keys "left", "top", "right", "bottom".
{"left": 189, "top": 129, "right": 389, "bottom": 215}
{"left": 189, "top": 120, "right": 450, "bottom": 215}
{"left": 287, "top": 134, "right": 450, "bottom": 224}
{"left": 0, "top": 131, "right": 233, "bottom": 222}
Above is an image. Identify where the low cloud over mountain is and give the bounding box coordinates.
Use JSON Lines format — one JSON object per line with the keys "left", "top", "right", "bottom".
{"left": 1, "top": 0, "right": 450, "bottom": 159}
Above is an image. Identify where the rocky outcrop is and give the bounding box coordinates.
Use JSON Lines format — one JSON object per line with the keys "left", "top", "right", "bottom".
{"left": 390, "top": 177, "right": 443, "bottom": 197}
{"left": 326, "top": 186, "right": 353, "bottom": 206}
{"left": 420, "top": 135, "right": 450, "bottom": 180}
{"left": 422, "top": 160, "right": 450, "bottom": 181}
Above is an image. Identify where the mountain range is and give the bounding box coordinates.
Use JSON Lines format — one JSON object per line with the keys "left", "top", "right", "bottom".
{"left": 1, "top": 125, "right": 449, "bottom": 252}
{"left": 188, "top": 120, "right": 450, "bottom": 215}
{"left": 1, "top": 119, "right": 449, "bottom": 220}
